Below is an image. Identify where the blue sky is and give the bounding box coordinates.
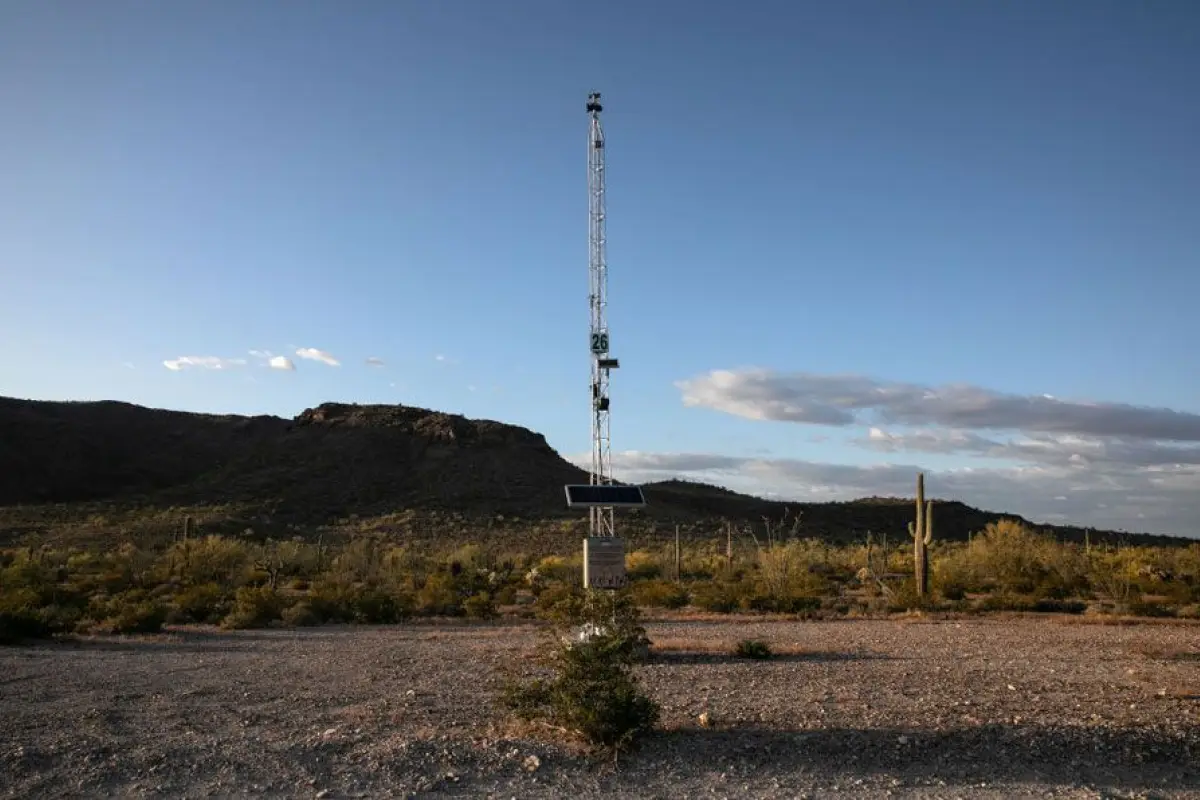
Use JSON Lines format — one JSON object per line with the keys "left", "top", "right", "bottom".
{"left": 2, "top": 1, "right": 1199, "bottom": 535}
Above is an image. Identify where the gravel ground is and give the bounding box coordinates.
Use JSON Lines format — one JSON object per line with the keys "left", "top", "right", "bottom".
{"left": 2, "top": 616, "right": 1198, "bottom": 799}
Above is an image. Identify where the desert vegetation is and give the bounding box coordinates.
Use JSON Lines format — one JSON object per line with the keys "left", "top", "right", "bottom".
{"left": 3, "top": 516, "right": 1198, "bottom": 646}
{"left": 501, "top": 588, "right": 659, "bottom": 753}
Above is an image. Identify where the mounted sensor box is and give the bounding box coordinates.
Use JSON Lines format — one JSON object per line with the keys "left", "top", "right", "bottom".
{"left": 584, "top": 536, "right": 627, "bottom": 589}
{"left": 564, "top": 484, "right": 647, "bottom": 508}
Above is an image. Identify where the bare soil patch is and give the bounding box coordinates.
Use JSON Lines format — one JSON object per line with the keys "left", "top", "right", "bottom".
{"left": 2, "top": 617, "right": 1198, "bottom": 798}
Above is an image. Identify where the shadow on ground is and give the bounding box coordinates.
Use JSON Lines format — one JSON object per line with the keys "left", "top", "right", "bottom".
{"left": 7, "top": 622, "right": 535, "bottom": 654}
{"left": 626, "top": 722, "right": 1199, "bottom": 792}
{"left": 647, "top": 650, "right": 886, "bottom": 664}
{"left": 2, "top": 629, "right": 332, "bottom": 656}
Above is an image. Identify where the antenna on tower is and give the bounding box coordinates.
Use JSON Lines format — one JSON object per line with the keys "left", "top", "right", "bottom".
{"left": 564, "top": 92, "right": 646, "bottom": 588}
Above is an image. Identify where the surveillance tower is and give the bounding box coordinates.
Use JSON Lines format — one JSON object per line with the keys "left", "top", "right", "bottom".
{"left": 586, "top": 91, "right": 616, "bottom": 538}
{"left": 565, "top": 94, "right": 645, "bottom": 586}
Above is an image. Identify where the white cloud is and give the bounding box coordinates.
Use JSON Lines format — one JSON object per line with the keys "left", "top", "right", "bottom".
{"left": 856, "top": 427, "right": 1200, "bottom": 468}
{"left": 295, "top": 348, "right": 340, "bottom": 367}
{"left": 582, "top": 450, "right": 1200, "bottom": 537}
{"left": 247, "top": 349, "right": 296, "bottom": 371}
{"left": 660, "top": 368, "right": 1200, "bottom": 536}
{"left": 434, "top": 354, "right": 446, "bottom": 362}
{"left": 162, "top": 356, "right": 246, "bottom": 371}
{"left": 677, "top": 369, "right": 1200, "bottom": 440}
{"left": 366, "top": 357, "right": 386, "bottom": 367}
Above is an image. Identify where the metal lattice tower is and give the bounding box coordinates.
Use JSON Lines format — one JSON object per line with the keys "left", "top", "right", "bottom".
{"left": 587, "top": 91, "right": 616, "bottom": 538}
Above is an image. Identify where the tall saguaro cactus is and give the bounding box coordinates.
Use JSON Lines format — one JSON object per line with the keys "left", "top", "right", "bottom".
{"left": 907, "top": 472, "right": 934, "bottom": 598}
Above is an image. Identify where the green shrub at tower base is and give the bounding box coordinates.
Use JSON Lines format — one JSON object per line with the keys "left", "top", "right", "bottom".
{"left": 499, "top": 588, "right": 660, "bottom": 754}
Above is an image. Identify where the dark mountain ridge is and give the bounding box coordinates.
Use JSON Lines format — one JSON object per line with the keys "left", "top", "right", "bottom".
{"left": 0, "top": 396, "right": 1190, "bottom": 547}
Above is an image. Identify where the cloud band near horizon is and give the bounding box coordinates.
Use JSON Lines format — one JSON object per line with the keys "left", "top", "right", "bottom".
{"left": 580, "top": 368, "right": 1200, "bottom": 537}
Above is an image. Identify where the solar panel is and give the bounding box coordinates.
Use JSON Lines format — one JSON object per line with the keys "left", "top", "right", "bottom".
{"left": 564, "top": 484, "right": 647, "bottom": 508}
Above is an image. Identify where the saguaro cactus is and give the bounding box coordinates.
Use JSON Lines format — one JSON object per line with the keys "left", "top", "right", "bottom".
{"left": 907, "top": 472, "right": 934, "bottom": 598}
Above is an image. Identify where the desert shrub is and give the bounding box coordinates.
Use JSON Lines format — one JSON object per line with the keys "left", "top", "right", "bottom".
{"left": 0, "top": 588, "right": 66, "bottom": 644}
{"left": 355, "top": 585, "right": 413, "bottom": 623}
{"left": 821, "top": 597, "right": 852, "bottom": 615}
{"left": 1177, "top": 604, "right": 1200, "bottom": 620}
{"left": 303, "top": 583, "right": 355, "bottom": 623}
{"left": 281, "top": 601, "right": 321, "bottom": 627}
{"left": 533, "top": 580, "right": 584, "bottom": 619}
{"left": 92, "top": 568, "right": 136, "bottom": 595}
{"left": 222, "top": 586, "right": 286, "bottom": 629}
{"left": 1149, "top": 578, "right": 1196, "bottom": 606}
{"left": 463, "top": 591, "right": 498, "bottom": 620}
{"left": 625, "top": 550, "right": 662, "bottom": 581}
{"left": 734, "top": 639, "right": 772, "bottom": 659}
{"left": 680, "top": 546, "right": 734, "bottom": 581}
{"left": 940, "top": 583, "right": 967, "bottom": 602}
{"left": 739, "top": 542, "right": 832, "bottom": 615}
{"left": 307, "top": 580, "right": 413, "bottom": 624}
{"left": 444, "top": 543, "right": 486, "bottom": 573}
{"left": 87, "top": 590, "right": 167, "bottom": 634}
{"left": 629, "top": 579, "right": 688, "bottom": 609}
{"left": 969, "top": 594, "right": 1086, "bottom": 614}
{"left": 532, "top": 555, "right": 579, "bottom": 585}
{"left": 246, "top": 539, "right": 318, "bottom": 589}
{"left": 932, "top": 544, "right": 984, "bottom": 597}
{"left": 756, "top": 543, "right": 830, "bottom": 598}
{"left": 0, "top": 608, "right": 57, "bottom": 644}
{"left": 975, "top": 593, "right": 1037, "bottom": 612}
{"left": 492, "top": 584, "right": 518, "bottom": 606}
{"left": 332, "top": 536, "right": 390, "bottom": 584}
{"left": 939, "top": 597, "right": 972, "bottom": 613}
{"left": 1087, "top": 550, "right": 1142, "bottom": 611}
{"left": 500, "top": 590, "right": 658, "bottom": 752}
{"left": 168, "top": 536, "right": 250, "bottom": 587}
{"left": 1, "top": 551, "right": 60, "bottom": 593}
{"left": 1036, "top": 542, "right": 1091, "bottom": 598}
{"left": 415, "top": 572, "right": 463, "bottom": 616}
{"left": 1128, "top": 600, "right": 1175, "bottom": 618}
{"left": 538, "top": 588, "right": 652, "bottom": 658}
{"left": 1028, "top": 576, "right": 1073, "bottom": 601}
{"left": 969, "top": 521, "right": 1050, "bottom": 595}
{"left": 742, "top": 592, "right": 821, "bottom": 615}
{"left": 1, "top": 550, "right": 90, "bottom": 612}
{"left": 105, "top": 599, "right": 167, "bottom": 634}
{"left": 885, "top": 580, "right": 934, "bottom": 612}
{"left": 1031, "top": 598, "right": 1087, "bottom": 614}
{"left": 170, "top": 583, "right": 231, "bottom": 624}
{"left": 95, "top": 544, "right": 160, "bottom": 592}
{"left": 1170, "top": 545, "right": 1200, "bottom": 592}
{"left": 690, "top": 580, "right": 741, "bottom": 613}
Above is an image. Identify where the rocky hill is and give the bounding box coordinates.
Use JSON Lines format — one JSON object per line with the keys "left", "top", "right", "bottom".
{"left": 0, "top": 397, "right": 587, "bottom": 519}
{"left": 0, "top": 396, "right": 1188, "bottom": 548}
{"left": 0, "top": 397, "right": 286, "bottom": 505}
